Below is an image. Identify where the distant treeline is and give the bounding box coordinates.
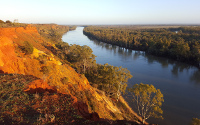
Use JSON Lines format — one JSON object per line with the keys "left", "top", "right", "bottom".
{"left": 83, "top": 26, "right": 200, "bottom": 67}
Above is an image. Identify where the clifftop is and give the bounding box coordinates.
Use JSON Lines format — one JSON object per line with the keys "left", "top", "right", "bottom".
{"left": 0, "top": 25, "right": 143, "bottom": 124}
{"left": 0, "top": 25, "right": 38, "bottom": 36}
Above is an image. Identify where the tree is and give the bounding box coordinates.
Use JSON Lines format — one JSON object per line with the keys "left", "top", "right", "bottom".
{"left": 192, "top": 42, "right": 200, "bottom": 67}
{"left": 170, "top": 38, "right": 190, "bottom": 61}
{"left": 114, "top": 65, "right": 132, "bottom": 101}
{"left": 128, "top": 83, "right": 164, "bottom": 124}
{"left": 79, "top": 45, "right": 96, "bottom": 74}
{"left": 86, "top": 63, "right": 132, "bottom": 100}
{"left": 67, "top": 45, "right": 96, "bottom": 74}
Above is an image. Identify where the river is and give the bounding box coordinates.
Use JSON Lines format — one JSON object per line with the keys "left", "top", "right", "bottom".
{"left": 62, "top": 27, "right": 200, "bottom": 125}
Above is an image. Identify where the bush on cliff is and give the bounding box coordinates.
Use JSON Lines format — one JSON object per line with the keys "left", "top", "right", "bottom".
{"left": 21, "top": 41, "right": 34, "bottom": 55}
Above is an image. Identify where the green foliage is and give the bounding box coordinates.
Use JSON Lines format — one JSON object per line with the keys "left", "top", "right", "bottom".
{"left": 55, "top": 42, "right": 97, "bottom": 73}
{"left": 191, "top": 118, "right": 200, "bottom": 125}
{"left": 67, "top": 44, "right": 96, "bottom": 74}
{"left": 32, "top": 24, "right": 69, "bottom": 44}
{"left": 55, "top": 42, "right": 70, "bottom": 50}
{"left": 55, "top": 41, "right": 132, "bottom": 101}
{"left": 86, "top": 63, "right": 132, "bottom": 100}
{"left": 128, "top": 83, "right": 164, "bottom": 124}
{"left": 54, "top": 36, "right": 133, "bottom": 101}
{"left": 84, "top": 26, "right": 200, "bottom": 67}
{"left": 54, "top": 43, "right": 69, "bottom": 64}
{"left": 21, "top": 41, "right": 34, "bottom": 55}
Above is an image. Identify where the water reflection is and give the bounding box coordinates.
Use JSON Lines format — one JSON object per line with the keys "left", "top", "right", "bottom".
{"left": 93, "top": 39, "right": 119, "bottom": 54}
{"left": 87, "top": 35, "right": 200, "bottom": 85}
{"left": 133, "top": 51, "right": 145, "bottom": 60}
{"left": 190, "top": 70, "right": 200, "bottom": 84}
{"left": 92, "top": 38, "right": 133, "bottom": 58}
{"left": 171, "top": 64, "right": 190, "bottom": 77}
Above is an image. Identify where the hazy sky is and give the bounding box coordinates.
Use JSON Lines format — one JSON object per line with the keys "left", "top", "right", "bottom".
{"left": 1, "top": 0, "right": 200, "bottom": 25}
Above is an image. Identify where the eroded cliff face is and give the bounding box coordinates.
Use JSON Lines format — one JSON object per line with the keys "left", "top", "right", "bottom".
{"left": 0, "top": 25, "right": 141, "bottom": 123}
{"left": 0, "top": 25, "right": 47, "bottom": 76}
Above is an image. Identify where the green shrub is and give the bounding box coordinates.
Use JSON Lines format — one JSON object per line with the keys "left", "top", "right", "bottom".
{"left": 21, "top": 41, "right": 34, "bottom": 55}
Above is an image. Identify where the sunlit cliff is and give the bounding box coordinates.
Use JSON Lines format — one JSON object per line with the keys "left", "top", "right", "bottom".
{"left": 0, "top": 25, "right": 144, "bottom": 124}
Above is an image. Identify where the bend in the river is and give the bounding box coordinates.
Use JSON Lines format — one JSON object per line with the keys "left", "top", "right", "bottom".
{"left": 62, "top": 27, "right": 200, "bottom": 125}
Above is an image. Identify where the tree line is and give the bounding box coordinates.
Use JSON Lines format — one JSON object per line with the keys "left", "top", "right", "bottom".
{"left": 83, "top": 26, "right": 200, "bottom": 67}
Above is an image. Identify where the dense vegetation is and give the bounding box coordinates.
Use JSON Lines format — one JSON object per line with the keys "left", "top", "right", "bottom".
{"left": 83, "top": 26, "right": 200, "bottom": 67}
{"left": 54, "top": 41, "right": 133, "bottom": 100}
{"left": 86, "top": 63, "right": 132, "bottom": 100}
{"left": 32, "top": 24, "right": 72, "bottom": 43}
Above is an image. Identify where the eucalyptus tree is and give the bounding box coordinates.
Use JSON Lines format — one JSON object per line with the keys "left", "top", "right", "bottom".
{"left": 87, "top": 63, "right": 132, "bottom": 100}
{"left": 67, "top": 45, "right": 96, "bottom": 74}
{"left": 128, "top": 83, "right": 164, "bottom": 124}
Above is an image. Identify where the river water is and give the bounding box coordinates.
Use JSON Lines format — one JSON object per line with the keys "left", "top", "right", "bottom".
{"left": 62, "top": 27, "right": 200, "bottom": 125}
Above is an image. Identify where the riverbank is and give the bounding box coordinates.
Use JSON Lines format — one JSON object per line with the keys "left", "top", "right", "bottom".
{"left": 62, "top": 27, "right": 200, "bottom": 125}
{"left": 83, "top": 26, "right": 200, "bottom": 68}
